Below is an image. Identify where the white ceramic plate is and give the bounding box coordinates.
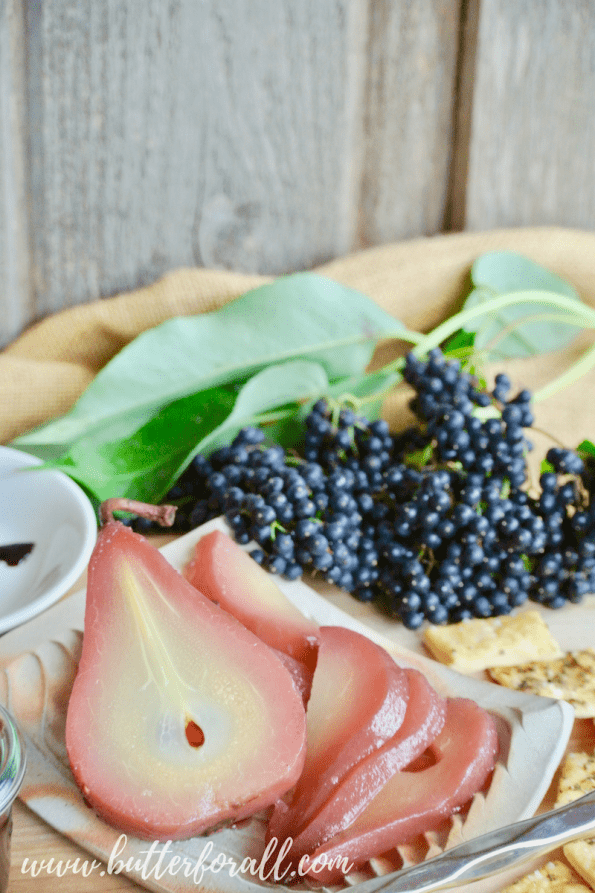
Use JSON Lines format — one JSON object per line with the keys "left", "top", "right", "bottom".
{"left": 0, "top": 445, "right": 97, "bottom": 634}
{"left": 0, "top": 518, "right": 575, "bottom": 893}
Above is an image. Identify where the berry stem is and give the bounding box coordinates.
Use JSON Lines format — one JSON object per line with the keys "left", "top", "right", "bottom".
{"left": 352, "top": 292, "right": 595, "bottom": 412}
{"left": 412, "top": 291, "right": 595, "bottom": 359}
{"left": 100, "top": 499, "right": 177, "bottom": 527}
{"left": 480, "top": 311, "right": 586, "bottom": 356}
{"left": 532, "top": 339, "right": 595, "bottom": 404}
{"left": 530, "top": 425, "right": 569, "bottom": 448}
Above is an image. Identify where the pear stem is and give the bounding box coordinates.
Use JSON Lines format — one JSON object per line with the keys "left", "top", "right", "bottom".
{"left": 99, "top": 499, "right": 177, "bottom": 528}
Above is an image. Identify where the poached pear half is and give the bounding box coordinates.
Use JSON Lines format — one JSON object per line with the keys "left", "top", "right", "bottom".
{"left": 66, "top": 505, "right": 307, "bottom": 840}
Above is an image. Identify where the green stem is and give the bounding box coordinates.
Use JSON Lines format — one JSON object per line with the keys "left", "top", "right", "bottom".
{"left": 393, "top": 329, "right": 426, "bottom": 346}
{"left": 354, "top": 291, "right": 595, "bottom": 409}
{"left": 533, "top": 338, "right": 595, "bottom": 403}
{"left": 413, "top": 291, "right": 595, "bottom": 358}
{"left": 375, "top": 293, "right": 594, "bottom": 377}
{"left": 253, "top": 407, "right": 300, "bottom": 423}
{"left": 481, "top": 311, "right": 586, "bottom": 355}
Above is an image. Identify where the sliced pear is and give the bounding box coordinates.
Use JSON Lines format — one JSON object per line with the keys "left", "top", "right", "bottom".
{"left": 185, "top": 530, "right": 319, "bottom": 671}
{"left": 270, "top": 647, "right": 314, "bottom": 706}
{"left": 300, "top": 697, "right": 499, "bottom": 884}
{"left": 284, "top": 668, "right": 447, "bottom": 864}
{"left": 267, "top": 626, "right": 409, "bottom": 851}
{"left": 66, "top": 519, "right": 307, "bottom": 841}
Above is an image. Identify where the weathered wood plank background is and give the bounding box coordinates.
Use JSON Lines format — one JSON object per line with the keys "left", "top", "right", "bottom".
{"left": 1, "top": 0, "right": 594, "bottom": 348}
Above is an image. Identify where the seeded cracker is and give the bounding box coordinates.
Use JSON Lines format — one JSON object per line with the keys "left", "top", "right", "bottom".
{"left": 556, "top": 751, "right": 595, "bottom": 890}
{"left": 422, "top": 610, "right": 562, "bottom": 673}
{"left": 488, "top": 650, "right": 595, "bottom": 718}
{"left": 500, "top": 861, "right": 592, "bottom": 892}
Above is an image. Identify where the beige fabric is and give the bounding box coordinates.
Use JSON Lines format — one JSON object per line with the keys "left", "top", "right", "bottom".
{"left": 2, "top": 226, "right": 595, "bottom": 447}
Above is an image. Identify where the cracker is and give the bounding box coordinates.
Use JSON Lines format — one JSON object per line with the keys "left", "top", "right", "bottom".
{"left": 489, "top": 650, "right": 595, "bottom": 718}
{"left": 422, "top": 610, "right": 562, "bottom": 673}
{"left": 564, "top": 841, "right": 595, "bottom": 892}
{"left": 556, "top": 751, "right": 595, "bottom": 807}
{"left": 555, "top": 750, "right": 595, "bottom": 890}
{"left": 501, "top": 860, "right": 592, "bottom": 892}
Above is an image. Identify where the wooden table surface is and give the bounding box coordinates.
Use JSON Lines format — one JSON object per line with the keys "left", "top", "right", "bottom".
{"left": 4, "top": 546, "right": 595, "bottom": 893}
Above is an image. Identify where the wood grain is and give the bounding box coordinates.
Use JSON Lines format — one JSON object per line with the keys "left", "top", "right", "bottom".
{"left": 463, "top": 0, "right": 595, "bottom": 231}
{"left": 21, "top": 0, "right": 373, "bottom": 324}
{"left": 191, "top": 0, "right": 366, "bottom": 273}
{"left": 0, "top": 0, "right": 465, "bottom": 348}
{"left": 0, "top": 0, "right": 30, "bottom": 347}
{"left": 25, "top": 0, "right": 213, "bottom": 319}
{"left": 4, "top": 0, "right": 595, "bottom": 349}
{"left": 356, "top": 0, "right": 461, "bottom": 247}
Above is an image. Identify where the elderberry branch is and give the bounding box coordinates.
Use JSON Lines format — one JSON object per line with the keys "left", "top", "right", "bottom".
{"left": 356, "top": 291, "right": 595, "bottom": 413}
{"left": 413, "top": 291, "right": 595, "bottom": 359}
{"left": 480, "top": 311, "right": 586, "bottom": 355}
{"left": 533, "top": 339, "right": 595, "bottom": 404}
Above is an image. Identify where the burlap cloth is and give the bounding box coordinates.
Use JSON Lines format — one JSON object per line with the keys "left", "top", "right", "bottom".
{"left": 2, "top": 226, "right": 595, "bottom": 460}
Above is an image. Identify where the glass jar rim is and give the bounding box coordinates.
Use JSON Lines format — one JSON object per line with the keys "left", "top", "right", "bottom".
{"left": 0, "top": 704, "right": 26, "bottom": 812}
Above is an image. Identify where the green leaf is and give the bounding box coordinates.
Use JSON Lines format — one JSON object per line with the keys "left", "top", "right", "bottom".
{"left": 540, "top": 459, "right": 555, "bottom": 474}
{"left": 577, "top": 439, "right": 595, "bottom": 459}
{"left": 192, "top": 360, "right": 330, "bottom": 458}
{"left": 51, "top": 360, "right": 329, "bottom": 504}
{"left": 323, "top": 368, "right": 404, "bottom": 423}
{"left": 405, "top": 443, "right": 435, "bottom": 469}
{"left": 463, "top": 252, "right": 582, "bottom": 360}
{"left": 441, "top": 327, "right": 485, "bottom": 382}
{"left": 442, "top": 329, "right": 475, "bottom": 356}
{"left": 14, "top": 273, "right": 404, "bottom": 457}
{"left": 52, "top": 385, "right": 237, "bottom": 503}
{"left": 248, "top": 366, "right": 406, "bottom": 451}
{"left": 472, "top": 251, "right": 579, "bottom": 298}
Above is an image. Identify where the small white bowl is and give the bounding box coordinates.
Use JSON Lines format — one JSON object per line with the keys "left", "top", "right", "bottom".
{"left": 0, "top": 446, "right": 97, "bottom": 634}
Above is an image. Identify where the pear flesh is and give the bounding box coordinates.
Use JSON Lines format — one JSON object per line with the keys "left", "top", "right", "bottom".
{"left": 301, "top": 697, "right": 499, "bottom": 884}
{"left": 185, "top": 530, "right": 319, "bottom": 672}
{"left": 267, "top": 625, "right": 409, "bottom": 853}
{"left": 282, "top": 668, "right": 447, "bottom": 864}
{"left": 66, "top": 521, "right": 307, "bottom": 841}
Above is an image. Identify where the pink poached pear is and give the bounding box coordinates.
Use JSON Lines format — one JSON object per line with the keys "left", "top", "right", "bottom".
{"left": 269, "top": 648, "right": 314, "bottom": 706}
{"left": 280, "top": 668, "right": 447, "bottom": 867}
{"left": 300, "top": 697, "right": 499, "bottom": 884}
{"left": 185, "top": 530, "right": 320, "bottom": 672}
{"left": 66, "top": 500, "right": 307, "bottom": 841}
{"left": 267, "top": 626, "right": 409, "bottom": 855}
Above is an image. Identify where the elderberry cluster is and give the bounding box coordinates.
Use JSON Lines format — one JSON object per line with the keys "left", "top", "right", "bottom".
{"left": 132, "top": 348, "right": 595, "bottom": 629}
